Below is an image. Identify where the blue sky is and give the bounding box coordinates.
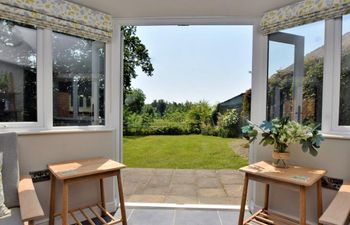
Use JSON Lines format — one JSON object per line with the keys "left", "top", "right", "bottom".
{"left": 269, "top": 20, "right": 325, "bottom": 76}
{"left": 132, "top": 25, "right": 253, "bottom": 105}
{"left": 131, "top": 19, "right": 345, "bottom": 105}
{"left": 343, "top": 14, "right": 350, "bottom": 35}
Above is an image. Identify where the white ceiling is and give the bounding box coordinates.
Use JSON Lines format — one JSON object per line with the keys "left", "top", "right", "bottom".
{"left": 68, "top": 0, "right": 300, "bottom": 19}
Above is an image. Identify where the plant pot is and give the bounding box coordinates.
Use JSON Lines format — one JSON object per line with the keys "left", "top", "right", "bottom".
{"left": 272, "top": 151, "right": 290, "bottom": 168}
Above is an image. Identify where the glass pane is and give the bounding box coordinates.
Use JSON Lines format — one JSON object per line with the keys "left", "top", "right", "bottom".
{"left": 267, "top": 41, "right": 295, "bottom": 120}
{"left": 0, "top": 19, "right": 37, "bottom": 122}
{"left": 267, "top": 21, "right": 324, "bottom": 125}
{"left": 52, "top": 32, "right": 105, "bottom": 126}
{"left": 339, "top": 14, "right": 350, "bottom": 125}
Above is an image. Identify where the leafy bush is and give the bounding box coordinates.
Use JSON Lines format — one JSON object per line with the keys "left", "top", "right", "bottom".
{"left": 217, "top": 109, "right": 240, "bottom": 138}
{"left": 147, "top": 124, "right": 190, "bottom": 135}
{"left": 220, "top": 109, "right": 239, "bottom": 129}
{"left": 200, "top": 123, "right": 219, "bottom": 136}
{"left": 125, "top": 118, "right": 190, "bottom": 136}
{"left": 124, "top": 98, "right": 246, "bottom": 137}
{"left": 186, "top": 101, "right": 212, "bottom": 133}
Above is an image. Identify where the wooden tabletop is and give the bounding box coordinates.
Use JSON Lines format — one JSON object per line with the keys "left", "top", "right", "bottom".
{"left": 239, "top": 161, "right": 326, "bottom": 186}
{"left": 48, "top": 157, "right": 126, "bottom": 180}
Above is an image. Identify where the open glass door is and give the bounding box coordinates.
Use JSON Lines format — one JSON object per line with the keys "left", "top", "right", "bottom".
{"left": 267, "top": 32, "right": 305, "bottom": 122}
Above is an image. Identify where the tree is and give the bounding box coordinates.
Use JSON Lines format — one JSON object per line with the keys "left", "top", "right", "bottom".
{"left": 122, "top": 26, "right": 154, "bottom": 91}
{"left": 124, "top": 88, "right": 146, "bottom": 114}
{"left": 151, "top": 99, "right": 167, "bottom": 117}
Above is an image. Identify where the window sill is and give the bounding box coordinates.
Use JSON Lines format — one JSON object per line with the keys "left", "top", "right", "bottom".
{"left": 321, "top": 132, "right": 350, "bottom": 140}
{"left": 4, "top": 127, "right": 115, "bottom": 136}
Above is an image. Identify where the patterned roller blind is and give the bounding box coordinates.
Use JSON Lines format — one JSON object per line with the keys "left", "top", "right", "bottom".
{"left": 261, "top": 0, "right": 350, "bottom": 35}
{"left": 0, "top": 0, "right": 112, "bottom": 42}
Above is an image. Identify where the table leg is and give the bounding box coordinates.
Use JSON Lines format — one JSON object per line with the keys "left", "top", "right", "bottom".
{"left": 100, "top": 179, "right": 106, "bottom": 216}
{"left": 238, "top": 174, "right": 249, "bottom": 225}
{"left": 62, "top": 182, "right": 69, "bottom": 225}
{"left": 117, "top": 170, "right": 128, "bottom": 225}
{"left": 317, "top": 180, "right": 323, "bottom": 225}
{"left": 49, "top": 174, "right": 56, "bottom": 225}
{"left": 300, "top": 186, "right": 307, "bottom": 225}
{"left": 264, "top": 184, "right": 270, "bottom": 210}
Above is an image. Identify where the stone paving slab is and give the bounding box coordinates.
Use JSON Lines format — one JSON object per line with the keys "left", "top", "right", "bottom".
{"left": 111, "top": 207, "right": 251, "bottom": 225}
{"left": 122, "top": 168, "right": 244, "bottom": 205}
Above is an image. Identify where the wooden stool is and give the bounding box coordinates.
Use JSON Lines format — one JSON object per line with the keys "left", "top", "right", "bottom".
{"left": 48, "top": 157, "right": 127, "bottom": 225}
{"left": 238, "top": 161, "right": 326, "bottom": 225}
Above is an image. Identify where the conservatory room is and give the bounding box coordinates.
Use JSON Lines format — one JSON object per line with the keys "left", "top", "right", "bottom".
{"left": 0, "top": 0, "right": 349, "bottom": 225}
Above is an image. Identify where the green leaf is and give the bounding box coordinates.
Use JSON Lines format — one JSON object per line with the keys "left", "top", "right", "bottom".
{"left": 301, "top": 141, "right": 308, "bottom": 153}
{"left": 260, "top": 120, "right": 272, "bottom": 131}
{"left": 241, "top": 125, "right": 251, "bottom": 134}
{"left": 309, "top": 146, "right": 318, "bottom": 157}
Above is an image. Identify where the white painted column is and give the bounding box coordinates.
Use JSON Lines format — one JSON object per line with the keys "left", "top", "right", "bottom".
{"left": 110, "top": 20, "right": 123, "bottom": 209}
{"left": 111, "top": 21, "right": 123, "bottom": 162}
{"left": 249, "top": 21, "right": 268, "bottom": 211}
{"left": 92, "top": 41, "right": 101, "bottom": 125}
{"left": 42, "top": 29, "right": 53, "bottom": 128}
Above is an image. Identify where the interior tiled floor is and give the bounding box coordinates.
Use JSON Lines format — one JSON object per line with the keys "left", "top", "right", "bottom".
{"left": 83, "top": 208, "right": 250, "bottom": 225}
{"left": 122, "top": 168, "right": 244, "bottom": 205}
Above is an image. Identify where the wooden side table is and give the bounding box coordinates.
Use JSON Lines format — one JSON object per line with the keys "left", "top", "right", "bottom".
{"left": 48, "top": 157, "right": 127, "bottom": 225}
{"left": 238, "top": 161, "right": 326, "bottom": 225}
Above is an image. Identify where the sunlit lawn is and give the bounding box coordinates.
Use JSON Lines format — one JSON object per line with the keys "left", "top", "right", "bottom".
{"left": 123, "top": 135, "right": 248, "bottom": 169}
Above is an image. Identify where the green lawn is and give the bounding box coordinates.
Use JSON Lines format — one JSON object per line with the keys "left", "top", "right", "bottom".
{"left": 123, "top": 135, "right": 248, "bottom": 169}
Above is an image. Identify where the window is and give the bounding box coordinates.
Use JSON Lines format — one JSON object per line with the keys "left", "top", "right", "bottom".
{"left": 267, "top": 21, "right": 325, "bottom": 126}
{"left": 0, "top": 19, "right": 37, "bottom": 122}
{"left": 339, "top": 14, "right": 350, "bottom": 126}
{"left": 52, "top": 32, "right": 105, "bottom": 126}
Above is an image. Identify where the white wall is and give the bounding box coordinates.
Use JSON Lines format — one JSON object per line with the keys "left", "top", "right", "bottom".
{"left": 17, "top": 130, "right": 119, "bottom": 225}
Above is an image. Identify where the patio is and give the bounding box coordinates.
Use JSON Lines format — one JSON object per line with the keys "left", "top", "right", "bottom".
{"left": 122, "top": 168, "right": 244, "bottom": 205}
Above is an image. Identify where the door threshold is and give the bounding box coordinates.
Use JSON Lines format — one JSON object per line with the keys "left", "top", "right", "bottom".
{"left": 124, "top": 202, "right": 247, "bottom": 211}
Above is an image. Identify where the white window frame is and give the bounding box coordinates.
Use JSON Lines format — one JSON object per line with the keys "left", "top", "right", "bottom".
{"left": 267, "top": 32, "right": 305, "bottom": 122}
{"left": 266, "top": 21, "right": 325, "bottom": 126}
{"left": 0, "top": 25, "right": 44, "bottom": 129}
{"left": 0, "top": 24, "right": 112, "bottom": 131}
{"left": 263, "top": 17, "right": 350, "bottom": 136}
{"left": 329, "top": 16, "right": 350, "bottom": 133}
{"left": 48, "top": 31, "right": 112, "bottom": 130}
{"left": 322, "top": 16, "right": 350, "bottom": 135}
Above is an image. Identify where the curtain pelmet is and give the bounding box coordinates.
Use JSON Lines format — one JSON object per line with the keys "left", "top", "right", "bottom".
{"left": 0, "top": 0, "right": 112, "bottom": 42}
{"left": 261, "top": 0, "right": 350, "bottom": 35}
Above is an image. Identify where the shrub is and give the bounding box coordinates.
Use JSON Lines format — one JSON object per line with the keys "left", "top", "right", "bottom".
{"left": 147, "top": 125, "right": 190, "bottom": 135}
{"left": 125, "top": 118, "right": 190, "bottom": 136}
{"left": 217, "top": 109, "right": 240, "bottom": 138}
{"left": 201, "top": 123, "right": 219, "bottom": 136}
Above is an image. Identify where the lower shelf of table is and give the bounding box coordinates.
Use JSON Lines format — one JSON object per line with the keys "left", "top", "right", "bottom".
{"left": 244, "top": 209, "right": 308, "bottom": 225}
{"left": 54, "top": 203, "right": 122, "bottom": 225}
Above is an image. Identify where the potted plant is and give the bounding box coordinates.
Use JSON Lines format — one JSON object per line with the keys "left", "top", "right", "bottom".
{"left": 241, "top": 117, "right": 324, "bottom": 168}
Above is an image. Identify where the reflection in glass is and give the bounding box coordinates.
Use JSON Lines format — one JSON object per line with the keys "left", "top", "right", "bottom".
{"left": 0, "top": 19, "right": 37, "bottom": 122}
{"left": 267, "top": 41, "right": 295, "bottom": 120}
{"left": 52, "top": 32, "right": 105, "bottom": 126}
{"left": 339, "top": 14, "right": 350, "bottom": 125}
{"left": 267, "top": 21, "right": 324, "bottom": 125}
